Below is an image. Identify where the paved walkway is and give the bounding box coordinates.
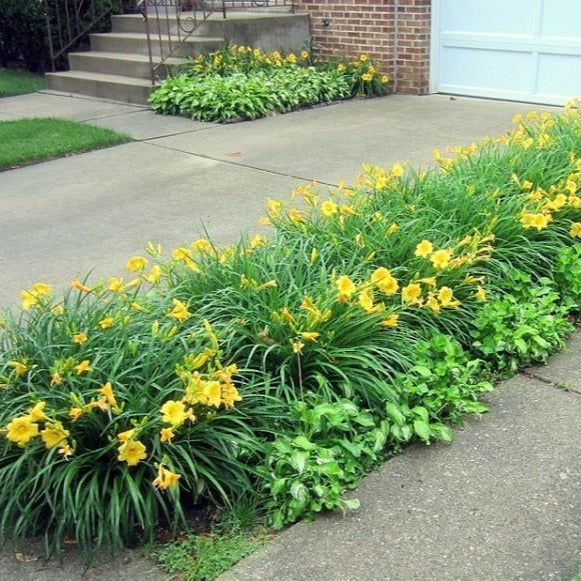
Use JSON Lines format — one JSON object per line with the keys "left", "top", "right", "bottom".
{"left": 0, "top": 91, "right": 579, "bottom": 580}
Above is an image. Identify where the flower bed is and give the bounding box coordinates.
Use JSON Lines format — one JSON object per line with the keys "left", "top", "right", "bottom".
{"left": 0, "top": 102, "right": 580, "bottom": 556}
{"left": 149, "top": 46, "right": 389, "bottom": 122}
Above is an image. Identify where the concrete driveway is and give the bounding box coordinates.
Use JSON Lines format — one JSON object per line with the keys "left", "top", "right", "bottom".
{"left": 0, "top": 92, "right": 558, "bottom": 308}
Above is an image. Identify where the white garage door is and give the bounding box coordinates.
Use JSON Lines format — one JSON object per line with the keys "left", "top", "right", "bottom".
{"left": 432, "top": 0, "right": 581, "bottom": 105}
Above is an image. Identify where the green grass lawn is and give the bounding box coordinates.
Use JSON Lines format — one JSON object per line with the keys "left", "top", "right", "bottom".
{"left": 0, "top": 117, "right": 132, "bottom": 170}
{"left": 0, "top": 69, "right": 45, "bottom": 97}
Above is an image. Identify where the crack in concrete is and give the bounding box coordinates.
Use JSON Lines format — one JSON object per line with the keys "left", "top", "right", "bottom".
{"left": 521, "top": 371, "right": 581, "bottom": 396}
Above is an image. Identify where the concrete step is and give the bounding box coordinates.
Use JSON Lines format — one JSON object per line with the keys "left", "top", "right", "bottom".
{"left": 89, "top": 32, "right": 223, "bottom": 57}
{"left": 111, "top": 12, "right": 309, "bottom": 53}
{"left": 111, "top": 10, "right": 295, "bottom": 34}
{"left": 68, "top": 51, "right": 188, "bottom": 79}
{"left": 112, "top": 12, "right": 200, "bottom": 34}
{"left": 196, "top": 12, "right": 309, "bottom": 53}
{"left": 45, "top": 71, "right": 155, "bottom": 105}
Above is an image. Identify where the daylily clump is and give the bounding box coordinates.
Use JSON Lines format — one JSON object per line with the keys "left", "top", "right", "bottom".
{"left": 0, "top": 100, "right": 580, "bottom": 555}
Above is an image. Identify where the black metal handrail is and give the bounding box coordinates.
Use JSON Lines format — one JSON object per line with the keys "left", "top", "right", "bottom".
{"left": 44, "top": 0, "right": 136, "bottom": 72}
{"left": 141, "top": 1, "right": 219, "bottom": 84}
{"left": 141, "top": 0, "right": 294, "bottom": 86}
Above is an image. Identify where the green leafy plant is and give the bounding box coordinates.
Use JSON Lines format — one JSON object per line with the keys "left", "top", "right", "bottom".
{"left": 263, "top": 399, "right": 382, "bottom": 529}
{"left": 394, "top": 334, "right": 493, "bottom": 431}
{"left": 150, "top": 45, "right": 387, "bottom": 122}
{"left": 471, "top": 272, "right": 574, "bottom": 374}
{"left": 554, "top": 244, "right": 581, "bottom": 311}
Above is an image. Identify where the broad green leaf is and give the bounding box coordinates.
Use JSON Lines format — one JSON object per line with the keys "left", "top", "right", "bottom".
{"left": 413, "top": 420, "right": 431, "bottom": 443}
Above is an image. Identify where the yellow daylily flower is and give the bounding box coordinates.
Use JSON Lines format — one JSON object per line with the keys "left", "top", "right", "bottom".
{"left": 474, "top": 286, "right": 487, "bottom": 301}
{"left": 430, "top": 249, "right": 453, "bottom": 269}
{"left": 402, "top": 283, "right": 422, "bottom": 304}
{"left": 152, "top": 464, "right": 181, "bottom": 490}
{"left": 74, "top": 360, "right": 92, "bottom": 375}
{"left": 161, "top": 400, "right": 188, "bottom": 427}
{"left": 570, "top": 222, "right": 581, "bottom": 238}
{"left": 99, "top": 317, "right": 115, "bottom": 329}
{"left": 415, "top": 240, "right": 434, "bottom": 258}
{"left": 380, "top": 314, "right": 399, "bottom": 328}
{"left": 125, "top": 256, "right": 148, "bottom": 272}
{"left": 28, "top": 401, "right": 48, "bottom": 422}
{"left": 40, "top": 422, "right": 70, "bottom": 449}
{"left": 99, "top": 382, "right": 116, "bottom": 407}
{"left": 168, "top": 299, "right": 191, "bottom": 322}
{"left": 160, "top": 427, "right": 176, "bottom": 443}
{"left": 6, "top": 415, "right": 39, "bottom": 447}
{"left": 117, "top": 440, "right": 147, "bottom": 466}
{"left": 9, "top": 360, "right": 28, "bottom": 377}
{"left": 300, "top": 332, "right": 320, "bottom": 342}
{"left": 71, "top": 279, "right": 92, "bottom": 293}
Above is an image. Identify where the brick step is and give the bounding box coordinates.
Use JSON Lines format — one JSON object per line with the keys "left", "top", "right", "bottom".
{"left": 68, "top": 52, "right": 188, "bottom": 80}
{"left": 45, "top": 71, "right": 155, "bottom": 105}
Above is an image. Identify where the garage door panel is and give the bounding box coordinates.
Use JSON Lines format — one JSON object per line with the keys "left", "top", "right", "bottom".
{"left": 537, "top": 53, "right": 581, "bottom": 96}
{"left": 540, "top": 0, "right": 581, "bottom": 39}
{"left": 440, "top": 0, "right": 537, "bottom": 36}
{"left": 440, "top": 47, "right": 533, "bottom": 94}
{"left": 434, "top": 0, "right": 581, "bottom": 105}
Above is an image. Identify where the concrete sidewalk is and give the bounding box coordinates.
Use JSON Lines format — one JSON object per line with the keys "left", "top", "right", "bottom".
{"left": 0, "top": 91, "right": 578, "bottom": 581}
{"left": 221, "top": 335, "right": 581, "bottom": 581}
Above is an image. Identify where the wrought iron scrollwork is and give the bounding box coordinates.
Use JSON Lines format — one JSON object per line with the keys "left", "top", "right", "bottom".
{"left": 44, "top": 0, "right": 127, "bottom": 71}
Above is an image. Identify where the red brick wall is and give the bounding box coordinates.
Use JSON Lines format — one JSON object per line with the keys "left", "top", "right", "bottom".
{"left": 292, "top": 0, "right": 395, "bottom": 81}
{"left": 293, "top": 0, "right": 431, "bottom": 95}
{"left": 396, "top": 0, "right": 431, "bottom": 94}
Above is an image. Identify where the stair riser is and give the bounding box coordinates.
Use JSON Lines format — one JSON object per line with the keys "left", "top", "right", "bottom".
{"left": 46, "top": 73, "right": 153, "bottom": 105}
{"left": 196, "top": 14, "right": 310, "bottom": 53}
{"left": 90, "top": 35, "right": 223, "bottom": 57}
{"left": 112, "top": 13, "right": 213, "bottom": 35}
{"left": 112, "top": 14, "right": 177, "bottom": 35}
{"left": 68, "top": 54, "right": 187, "bottom": 79}
{"left": 112, "top": 14, "right": 147, "bottom": 34}
{"left": 69, "top": 54, "right": 152, "bottom": 79}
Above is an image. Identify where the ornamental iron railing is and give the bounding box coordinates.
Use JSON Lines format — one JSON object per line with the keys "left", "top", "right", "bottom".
{"left": 44, "top": 0, "right": 138, "bottom": 71}
{"left": 141, "top": 0, "right": 294, "bottom": 85}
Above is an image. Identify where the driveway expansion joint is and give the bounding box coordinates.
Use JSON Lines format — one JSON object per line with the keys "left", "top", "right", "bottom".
{"left": 136, "top": 125, "right": 220, "bottom": 141}
{"left": 80, "top": 108, "right": 148, "bottom": 123}
{"left": 143, "top": 140, "right": 338, "bottom": 187}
